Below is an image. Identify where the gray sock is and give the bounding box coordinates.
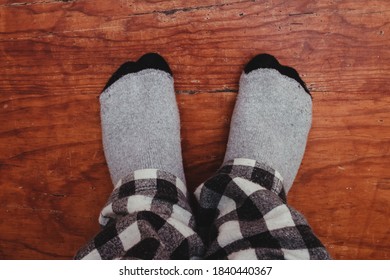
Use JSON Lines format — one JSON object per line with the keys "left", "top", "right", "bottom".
{"left": 100, "top": 54, "right": 185, "bottom": 186}
{"left": 224, "top": 54, "right": 312, "bottom": 194}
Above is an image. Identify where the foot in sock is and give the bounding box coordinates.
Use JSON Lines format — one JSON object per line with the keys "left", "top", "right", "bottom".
{"left": 224, "top": 54, "right": 312, "bottom": 194}
{"left": 100, "top": 53, "right": 185, "bottom": 186}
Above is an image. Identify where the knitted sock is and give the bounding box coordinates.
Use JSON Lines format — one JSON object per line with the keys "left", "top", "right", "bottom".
{"left": 100, "top": 53, "right": 185, "bottom": 186}
{"left": 224, "top": 54, "right": 312, "bottom": 194}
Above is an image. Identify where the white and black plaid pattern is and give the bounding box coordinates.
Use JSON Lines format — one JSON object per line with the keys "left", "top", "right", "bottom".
{"left": 194, "top": 158, "right": 330, "bottom": 259}
{"left": 75, "top": 159, "right": 330, "bottom": 260}
{"left": 75, "top": 169, "right": 204, "bottom": 260}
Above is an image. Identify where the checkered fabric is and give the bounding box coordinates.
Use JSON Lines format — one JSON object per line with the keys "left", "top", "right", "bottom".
{"left": 75, "top": 159, "right": 330, "bottom": 260}
{"left": 74, "top": 169, "right": 204, "bottom": 259}
{"left": 194, "top": 158, "right": 330, "bottom": 259}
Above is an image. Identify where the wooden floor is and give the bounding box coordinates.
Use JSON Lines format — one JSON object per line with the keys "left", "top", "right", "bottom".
{"left": 0, "top": 0, "right": 389, "bottom": 260}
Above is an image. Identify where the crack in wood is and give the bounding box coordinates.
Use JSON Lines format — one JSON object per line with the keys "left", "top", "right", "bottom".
{"left": 288, "top": 11, "right": 315, "bottom": 16}
{"left": 2, "top": 205, "right": 64, "bottom": 213}
{"left": 0, "top": 0, "right": 76, "bottom": 7}
{"left": 8, "top": 140, "right": 99, "bottom": 160}
{"left": 177, "top": 88, "right": 237, "bottom": 94}
{"left": 50, "top": 193, "right": 66, "bottom": 198}
{"left": 132, "top": 0, "right": 254, "bottom": 16}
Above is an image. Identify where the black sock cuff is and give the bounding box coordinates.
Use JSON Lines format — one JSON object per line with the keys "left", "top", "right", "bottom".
{"left": 244, "top": 54, "right": 310, "bottom": 95}
{"left": 103, "top": 53, "right": 172, "bottom": 91}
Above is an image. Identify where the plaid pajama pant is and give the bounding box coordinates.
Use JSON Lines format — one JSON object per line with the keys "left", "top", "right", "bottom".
{"left": 75, "top": 158, "right": 330, "bottom": 260}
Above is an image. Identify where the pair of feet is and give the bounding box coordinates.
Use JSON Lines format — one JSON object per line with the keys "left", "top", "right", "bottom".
{"left": 100, "top": 53, "right": 311, "bottom": 195}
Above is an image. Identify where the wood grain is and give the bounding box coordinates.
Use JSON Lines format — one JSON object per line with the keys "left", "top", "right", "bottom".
{"left": 0, "top": 0, "right": 389, "bottom": 259}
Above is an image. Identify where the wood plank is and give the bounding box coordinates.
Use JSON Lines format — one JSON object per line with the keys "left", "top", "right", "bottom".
{"left": 0, "top": 0, "right": 389, "bottom": 259}
{"left": 0, "top": 0, "right": 389, "bottom": 94}
{"left": 1, "top": 90, "right": 389, "bottom": 259}
{"left": 0, "top": 0, "right": 244, "bottom": 9}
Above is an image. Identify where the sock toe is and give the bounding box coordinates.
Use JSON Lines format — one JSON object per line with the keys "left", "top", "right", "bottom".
{"left": 103, "top": 53, "right": 172, "bottom": 91}
{"left": 244, "top": 53, "right": 280, "bottom": 74}
{"left": 244, "top": 53, "right": 310, "bottom": 94}
{"left": 137, "top": 53, "right": 172, "bottom": 76}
